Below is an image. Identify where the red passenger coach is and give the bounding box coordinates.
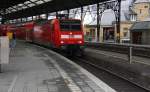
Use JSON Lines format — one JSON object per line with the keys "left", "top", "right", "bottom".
{"left": 13, "top": 22, "right": 34, "bottom": 41}
{"left": 0, "top": 25, "right": 7, "bottom": 36}
{"left": 0, "top": 24, "right": 16, "bottom": 36}
{"left": 22, "top": 22, "right": 34, "bottom": 41}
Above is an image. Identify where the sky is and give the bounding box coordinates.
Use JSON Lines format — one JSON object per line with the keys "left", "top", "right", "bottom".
{"left": 82, "top": 0, "right": 134, "bottom": 25}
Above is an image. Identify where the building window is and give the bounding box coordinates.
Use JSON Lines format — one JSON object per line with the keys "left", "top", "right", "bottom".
{"left": 123, "top": 32, "right": 128, "bottom": 38}
{"left": 144, "top": 6, "right": 148, "bottom": 8}
{"left": 140, "top": 9, "right": 142, "bottom": 14}
{"left": 123, "top": 27, "right": 128, "bottom": 31}
{"left": 130, "top": 14, "right": 137, "bottom": 21}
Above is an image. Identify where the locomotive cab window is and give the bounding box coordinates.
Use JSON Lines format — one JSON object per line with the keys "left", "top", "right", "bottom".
{"left": 50, "top": 21, "right": 54, "bottom": 31}
{"left": 49, "top": 24, "right": 54, "bottom": 31}
{"left": 60, "top": 20, "right": 81, "bottom": 31}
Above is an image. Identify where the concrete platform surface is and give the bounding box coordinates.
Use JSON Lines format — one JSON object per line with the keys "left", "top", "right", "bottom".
{"left": 0, "top": 41, "right": 116, "bottom": 92}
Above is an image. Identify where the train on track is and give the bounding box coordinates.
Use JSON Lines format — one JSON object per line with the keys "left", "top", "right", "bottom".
{"left": 0, "top": 17, "right": 85, "bottom": 56}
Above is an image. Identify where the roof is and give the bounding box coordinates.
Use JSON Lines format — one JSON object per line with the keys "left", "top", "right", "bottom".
{"left": 1, "top": 0, "right": 111, "bottom": 20}
{"left": 0, "top": 0, "right": 53, "bottom": 15}
{"left": 0, "top": 0, "right": 28, "bottom": 9}
{"left": 130, "top": 21, "right": 150, "bottom": 31}
{"left": 84, "top": 25, "right": 97, "bottom": 28}
{"left": 134, "top": 0, "right": 150, "bottom": 4}
{"left": 84, "top": 24, "right": 113, "bottom": 28}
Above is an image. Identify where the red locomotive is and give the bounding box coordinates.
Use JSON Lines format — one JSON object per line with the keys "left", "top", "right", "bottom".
{"left": 3, "top": 18, "right": 84, "bottom": 55}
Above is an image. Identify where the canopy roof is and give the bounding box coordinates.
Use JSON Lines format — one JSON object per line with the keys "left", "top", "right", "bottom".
{"left": 0, "top": 0, "right": 115, "bottom": 20}
{"left": 0, "top": 0, "right": 29, "bottom": 9}
{"left": 130, "top": 21, "right": 150, "bottom": 32}
{"left": 134, "top": 0, "right": 150, "bottom": 4}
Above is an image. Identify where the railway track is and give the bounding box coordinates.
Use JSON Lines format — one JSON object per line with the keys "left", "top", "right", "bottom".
{"left": 31, "top": 42, "right": 149, "bottom": 92}
{"left": 69, "top": 56, "right": 149, "bottom": 92}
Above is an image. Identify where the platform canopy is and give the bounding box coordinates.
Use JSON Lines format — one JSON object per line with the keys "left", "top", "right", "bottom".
{"left": 130, "top": 21, "right": 150, "bottom": 32}
{"left": 0, "top": 0, "right": 113, "bottom": 20}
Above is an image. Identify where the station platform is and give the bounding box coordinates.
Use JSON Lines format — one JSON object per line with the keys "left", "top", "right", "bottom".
{"left": 0, "top": 41, "right": 116, "bottom": 92}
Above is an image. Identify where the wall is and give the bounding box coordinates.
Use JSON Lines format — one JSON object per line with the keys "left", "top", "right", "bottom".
{"left": 114, "top": 21, "right": 133, "bottom": 43}
{"left": 133, "top": 3, "right": 150, "bottom": 21}
{"left": 120, "top": 22, "right": 133, "bottom": 40}
{"left": 142, "top": 31, "right": 150, "bottom": 44}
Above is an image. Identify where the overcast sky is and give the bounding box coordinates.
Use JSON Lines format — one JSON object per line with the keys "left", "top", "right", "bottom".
{"left": 83, "top": 0, "right": 134, "bottom": 25}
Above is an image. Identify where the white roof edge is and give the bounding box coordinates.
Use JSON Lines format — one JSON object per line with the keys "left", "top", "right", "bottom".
{"left": 134, "top": 0, "right": 150, "bottom": 4}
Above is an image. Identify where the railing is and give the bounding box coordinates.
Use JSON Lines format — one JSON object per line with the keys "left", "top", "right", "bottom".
{"left": 85, "top": 42, "right": 150, "bottom": 63}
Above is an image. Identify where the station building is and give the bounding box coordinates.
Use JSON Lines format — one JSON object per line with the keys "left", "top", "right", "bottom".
{"left": 84, "top": 0, "right": 150, "bottom": 44}
{"left": 130, "top": 0, "right": 150, "bottom": 45}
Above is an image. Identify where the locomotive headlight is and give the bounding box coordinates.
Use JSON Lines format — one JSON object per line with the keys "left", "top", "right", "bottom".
{"left": 78, "top": 41, "right": 82, "bottom": 44}
{"left": 61, "top": 41, "right": 64, "bottom": 44}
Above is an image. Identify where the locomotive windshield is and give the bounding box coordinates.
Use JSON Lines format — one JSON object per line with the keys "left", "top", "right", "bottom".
{"left": 60, "top": 20, "right": 81, "bottom": 31}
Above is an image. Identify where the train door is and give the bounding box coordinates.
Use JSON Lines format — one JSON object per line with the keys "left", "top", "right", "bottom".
{"left": 25, "top": 29, "right": 29, "bottom": 41}
{"left": 24, "top": 23, "right": 34, "bottom": 42}
{"left": 25, "top": 30, "right": 33, "bottom": 42}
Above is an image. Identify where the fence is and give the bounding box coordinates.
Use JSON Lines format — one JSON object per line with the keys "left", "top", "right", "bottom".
{"left": 85, "top": 42, "right": 150, "bottom": 63}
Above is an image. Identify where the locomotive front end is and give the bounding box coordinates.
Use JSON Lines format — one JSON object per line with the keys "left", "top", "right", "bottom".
{"left": 59, "top": 19, "right": 84, "bottom": 55}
